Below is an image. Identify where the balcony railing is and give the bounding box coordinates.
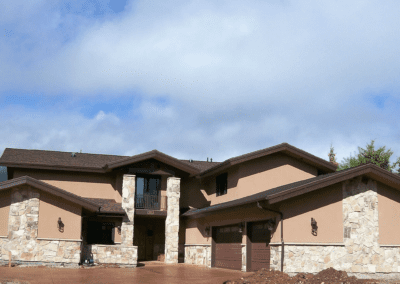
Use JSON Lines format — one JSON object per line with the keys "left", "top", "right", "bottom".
{"left": 135, "top": 194, "right": 167, "bottom": 211}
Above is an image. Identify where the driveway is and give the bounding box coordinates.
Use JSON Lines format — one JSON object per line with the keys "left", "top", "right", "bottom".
{"left": 0, "top": 262, "right": 253, "bottom": 284}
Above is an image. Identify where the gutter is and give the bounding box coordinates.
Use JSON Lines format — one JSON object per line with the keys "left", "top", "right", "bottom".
{"left": 256, "top": 201, "right": 284, "bottom": 272}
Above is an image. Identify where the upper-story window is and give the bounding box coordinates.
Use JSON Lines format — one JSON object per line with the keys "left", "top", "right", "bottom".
{"left": 136, "top": 176, "right": 161, "bottom": 210}
{"left": 216, "top": 173, "right": 228, "bottom": 196}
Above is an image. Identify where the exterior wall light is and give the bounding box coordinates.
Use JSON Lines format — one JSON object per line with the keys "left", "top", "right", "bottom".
{"left": 311, "top": 218, "right": 318, "bottom": 236}
{"left": 266, "top": 219, "right": 276, "bottom": 231}
{"left": 205, "top": 226, "right": 210, "bottom": 236}
{"left": 57, "top": 217, "right": 64, "bottom": 233}
{"left": 238, "top": 222, "right": 245, "bottom": 233}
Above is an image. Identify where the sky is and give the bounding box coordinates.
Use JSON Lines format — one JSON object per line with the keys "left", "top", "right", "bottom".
{"left": 1, "top": 0, "right": 400, "bottom": 180}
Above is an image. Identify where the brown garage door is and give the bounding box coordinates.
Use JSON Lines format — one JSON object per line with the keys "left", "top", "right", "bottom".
{"left": 213, "top": 224, "right": 242, "bottom": 270}
{"left": 248, "top": 221, "right": 271, "bottom": 272}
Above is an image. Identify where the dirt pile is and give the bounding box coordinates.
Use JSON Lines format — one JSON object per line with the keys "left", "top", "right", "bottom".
{"left": 224, "top": 267, "right": 386, "bottom": 284}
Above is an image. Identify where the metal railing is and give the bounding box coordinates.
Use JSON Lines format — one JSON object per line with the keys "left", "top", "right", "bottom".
{"left": 135, "top": 195, "right": 167, "bottom": 211}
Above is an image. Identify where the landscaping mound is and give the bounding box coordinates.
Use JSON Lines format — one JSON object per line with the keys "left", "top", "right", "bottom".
{"left": 224, "top": 267, "right": 388, "bottom": 284}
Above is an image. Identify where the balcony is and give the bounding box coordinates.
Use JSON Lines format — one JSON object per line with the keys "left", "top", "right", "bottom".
{"left": 135, "top": 194, "right": 167, "bottom": 211}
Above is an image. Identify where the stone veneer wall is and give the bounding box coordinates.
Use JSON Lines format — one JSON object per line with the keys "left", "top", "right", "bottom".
{"left": 242, "top": 244, "right": 247, "bottom": 272}
{"left": 184, "top": 245, "right": 211, "bottom": 267}
{"left": 270, "top": 177, "right": 400, "bottom": 275}
{"left": 0, "top": 186, "right": 80, "bottom": 266}
{"left": 81, "top": 244, "right": 137, "bottom": 266}
{"left": 121, "top": 174, "right": 135, "bottom": 247}
{"left": 81, "top": 174, "right": 138, "bottom": 267}
{"left": 165, "top": 177, "right": 180, "bottom": 264}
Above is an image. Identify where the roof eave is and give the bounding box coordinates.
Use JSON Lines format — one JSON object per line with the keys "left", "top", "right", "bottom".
{"left": 198, "top": 143, "right": 337, "bottom": 178}
{"left": 0, "top": 162, "right": 106, "bottom": 173}
{"left": 0, "top": 176, "right": 100, "bottom": 212}
{"left": 266, "top": 164, "right": 400, "bottom": 205}
{"left": 105, "top": 150, "right": 200, "bottom": 175}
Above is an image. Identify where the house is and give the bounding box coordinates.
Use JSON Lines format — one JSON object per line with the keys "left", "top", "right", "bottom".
{"left": 0, "top": 143, "right": 400, "bottom": 276}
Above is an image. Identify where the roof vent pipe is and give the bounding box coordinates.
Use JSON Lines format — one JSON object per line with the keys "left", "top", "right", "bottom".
{"left": 71, "top": 152, "right": 76, "bottom": 157}
{"left": 207, "top": 157, "right": 209, "bottom": 162}
{"left": 210, "top": 158, "right": 212, "bottom": 162}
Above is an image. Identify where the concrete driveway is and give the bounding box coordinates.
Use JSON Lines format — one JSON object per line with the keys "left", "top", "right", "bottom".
{"left": 0, "top": 262, "right": 254, "bottom": 284}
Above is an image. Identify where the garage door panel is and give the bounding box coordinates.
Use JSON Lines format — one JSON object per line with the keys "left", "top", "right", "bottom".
{"left": 249, "top": 221, "right": 271, "bottom": 272}
{"left": 213, "top": 224, "right": 242, "bottom": 271}
{"left": 252, "top": 252, "right": 270, "bottom": 260}
{"left": 215, "top": 260, "right": 242, "bottom": 270}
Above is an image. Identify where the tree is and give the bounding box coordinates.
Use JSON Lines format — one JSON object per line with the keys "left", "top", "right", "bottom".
{"left": 336, "top": 140, "right": 400, "bottom": 173}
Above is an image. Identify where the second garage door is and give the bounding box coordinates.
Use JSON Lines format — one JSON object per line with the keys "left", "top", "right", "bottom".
{"left": 248, "top": 220, "right": 271, "bottom": 272}
{"left": 213, "top": 224, "right": 242, "bottom": 270}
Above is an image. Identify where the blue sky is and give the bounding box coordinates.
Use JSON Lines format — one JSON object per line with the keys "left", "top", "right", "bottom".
{"left": 1, "top": 0, "right": 400, "bottom": 180}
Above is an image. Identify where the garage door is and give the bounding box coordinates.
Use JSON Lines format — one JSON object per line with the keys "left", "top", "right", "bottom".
{"left": 248, "top": 220, "right": 271, "bottom": 272}
{"left": 213, "top": 224, "right": 242, "bottom": 270}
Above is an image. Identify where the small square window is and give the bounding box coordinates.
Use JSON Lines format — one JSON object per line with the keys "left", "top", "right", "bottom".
{"left": 216, "top": 173, "right": 228, "bottom": 196}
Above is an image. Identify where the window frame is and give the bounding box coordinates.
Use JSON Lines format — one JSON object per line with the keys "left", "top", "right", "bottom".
{"left": 216, "top": 173, "right": 228, "bottom": 196}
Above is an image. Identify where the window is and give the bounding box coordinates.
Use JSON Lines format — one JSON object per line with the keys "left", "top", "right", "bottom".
{"left": 136, "top": 176, "right": 161, "bottom": 209}
{"left": 216, "top": 173, "right": 228, "bottom": 196}
{"left": 86, "top": 221, "right": 115, "bottom": 245}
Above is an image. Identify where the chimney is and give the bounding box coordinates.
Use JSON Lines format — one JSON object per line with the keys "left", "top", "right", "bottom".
{"left": 207, "top": 157, "right": 209, "bottom": 162}
{"left": 210, "top": 158, "right": 213, "bottom": 162}
{"left": 71, "top": 152, "right": 76, "bottom": 157}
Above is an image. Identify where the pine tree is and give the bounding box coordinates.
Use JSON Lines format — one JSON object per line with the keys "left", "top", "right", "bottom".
{"left": 336, "top": 140, "right": 400, "bottom": 173}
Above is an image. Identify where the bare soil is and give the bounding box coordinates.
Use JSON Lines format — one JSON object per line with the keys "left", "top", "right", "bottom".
{"left": 223, "top": 267, "right": 400, "bottom": 284}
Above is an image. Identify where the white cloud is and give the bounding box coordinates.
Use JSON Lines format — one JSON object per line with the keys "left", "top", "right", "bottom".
{"left": 1, "top": 0, "right": 400, "bottom": 167}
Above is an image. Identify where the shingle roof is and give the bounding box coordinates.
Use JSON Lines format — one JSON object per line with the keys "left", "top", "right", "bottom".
{"left": 82, "top": 198, "right": 125, "bottom": 214}
{"left": 179, "top": 160, "right": 221, "bottom": 172}
{"left": 0, "top": 142, "right": 337, "bottom": 176}
{"left": 0, "top": 148, "right": 219, "bottom": 173}
{"left": 0, "top": 148, "right": 128, "bottom": 170}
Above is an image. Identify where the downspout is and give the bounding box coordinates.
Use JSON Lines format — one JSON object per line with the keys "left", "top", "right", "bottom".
{"left": 256, "top": 201, "right": 284, "bottom": 272}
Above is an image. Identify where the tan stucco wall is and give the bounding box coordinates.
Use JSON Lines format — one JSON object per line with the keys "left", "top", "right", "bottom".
{"left": 276, "top": 183, "right": 343, "bottom": 243}
{"left": 38, "top": 192, "right": 82, "bottom": 240}
{"left": 180, "top": 178, "right": 210, "bottom": 209}
{"left": 0, "top": 189, "right": 11, "bottom": 236}
{"left": 185, "top": 183, "right": 343, "bottom": 245}
{"left": 113, "top": 218, "right": 122, "bottom": 243}
{"left": 197, "top": 153, "right": 318, "bottom": 207}
{"left": 181, "top": 154, "right": 319, "bottom": 210}
{"left": 378, "top": 182, "right": 400, "bottom": 245}
{"left": 13, "top": 169, "right": 120, "bottom": 202}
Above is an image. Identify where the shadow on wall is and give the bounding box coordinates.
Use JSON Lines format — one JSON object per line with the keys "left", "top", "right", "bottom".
{"left": 0, "top": 167, "right": 7, "bottom": 182}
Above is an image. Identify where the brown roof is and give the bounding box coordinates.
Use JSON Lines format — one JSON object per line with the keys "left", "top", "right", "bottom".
{"left": 83, "top": 198, "right": 125, "bottom": 214}
{"left": 198, "top": 143, "right": 338, "bottom": 177}
{"left": 0, "top": 148, "right": 128, "bottom": 173}
{"left": 103, "top": 150, "right": 200, "bottom": 175}
{"left": 182, "top": 164, "right": 400, "bottom": 219}
{"left": 0, "top": 143, "right": 336, "bottom": 176}
{"left": 178, "top": 160, "right": 221, "bottom": 172}
{"left": 0, "top": 148, "right": 212, "bottom": 174}
{"left": 0, "top": 176, "right": 99, "bottom": 211}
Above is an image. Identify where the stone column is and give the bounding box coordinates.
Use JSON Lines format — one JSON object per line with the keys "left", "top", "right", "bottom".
{"left": 165, "top": 177, "right": 180, "bottom": 264}
{"left": 342, "top": 177, "right": 380, "bottom": 273}
{"left": 121, "top": 174, "right": 135, "bottom": 247}
{"left": 5, "top": 186, "right": 40, "bottom": 261}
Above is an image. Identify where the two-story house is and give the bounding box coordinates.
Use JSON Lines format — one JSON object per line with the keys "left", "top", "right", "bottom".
{"left": 1, "top": 143, "right": 400, "bottom": 276}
